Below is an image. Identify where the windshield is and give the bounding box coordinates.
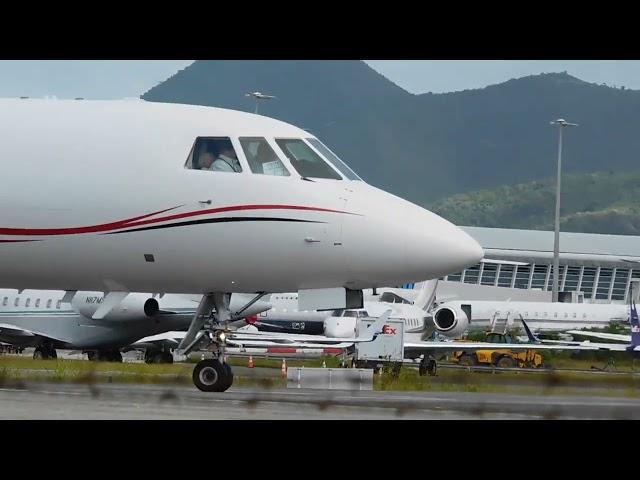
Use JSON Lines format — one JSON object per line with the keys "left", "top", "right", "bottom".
{"left": 239, "top": 137, "right": 290, "bottom": 176}
{"left": 275, "top": 138, "right": 342, "bottom": 180}
{"left": 306, "top": 138, "right": 362, "bottom": 180}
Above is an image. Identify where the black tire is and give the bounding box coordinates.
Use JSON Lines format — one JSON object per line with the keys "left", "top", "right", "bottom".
{"left": 427, "top": 359, "right": 437, "bottom": 376}
{"left": 151, "top": 352, "right": 174, "bottom": 364}
{"left": 458, "top": 353, "right": 477, "bottom": 367}
{"left": 496, "top": 356, "right": 516, "bottom": 368}
{"left": 87, "top": 351, "right": 97, "bottom": 361}
{"left": 161, "top": 352, "right": 174, "bottom": 364}
{"left": 96, "top": 351, "right": 118, "bottom": 362}
{"left": 193, "top": 359, "right": 230, "bottom": 392}
{"left": 49, "top": 349, "right": 57, "bottom": 360}
{"left": 220, "top": 363, "right": 234, "bottom": 391}
{"left": 33, "top": 349, "right": 44, "bottom": 360}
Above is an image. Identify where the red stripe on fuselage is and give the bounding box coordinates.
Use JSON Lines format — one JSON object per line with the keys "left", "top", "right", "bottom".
{"left": 0, "top": 205, "right": 347, "bottom": 237}
{"left": 110, "top": 205, "right": 346, "bottom": 232}
{"left": 0, "top": 205, "right": 183, "bottom": 236}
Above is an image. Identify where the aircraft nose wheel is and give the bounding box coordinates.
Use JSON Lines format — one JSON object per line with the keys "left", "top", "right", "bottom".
{"left": 419, "top": 356, "right": 437, "bottom": 376}
{"left": 193, "top": 359, "right": 233, "bottom": 392}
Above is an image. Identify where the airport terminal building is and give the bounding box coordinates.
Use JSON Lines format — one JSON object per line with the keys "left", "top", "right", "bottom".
{"left": 440, "top": 227, "right": 640, "bottom": 303}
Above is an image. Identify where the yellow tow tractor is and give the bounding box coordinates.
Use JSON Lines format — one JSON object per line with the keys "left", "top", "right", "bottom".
{"left": 449, "top": 332, "right": 544, "bottom": 369}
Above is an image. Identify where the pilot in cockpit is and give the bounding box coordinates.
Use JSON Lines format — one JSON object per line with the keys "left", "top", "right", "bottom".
{"left": 197, "top": 151, "right": 216, "bottom": 170}
{"left": 211, "top": 140, "right": 242, "bottom": 173}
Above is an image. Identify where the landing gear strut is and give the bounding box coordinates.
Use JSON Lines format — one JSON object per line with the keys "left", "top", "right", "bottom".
{"left": 145, "top": 351, "right": 174, "bottom": 364}
{"left": 180, "top": 292, "right": 266, "bottom": 393}
{"left": 419, "top": 355, "right": 437, "bottom": 376}
{"left": 33, "top": 345, "right": 57, "bottom": 360}
{"left": 86, "top": 350, "right": 123, "bottom": 362}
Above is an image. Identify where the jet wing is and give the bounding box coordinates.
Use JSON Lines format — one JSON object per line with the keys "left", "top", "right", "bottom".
{"left": 228, "top": 309, "right": 391, "bottom": 345}
{"left": 133, "top": 329, "right": 356, "bottom": 350}
{"left": 121, "top": 332, "right": 185, "bottom": 353}
{"left": 565, "top": 330, "right": 631, "bottom": 342}
{"left": 403, "top": 340, "right": 617, "bottom": 352}
{"left": 133, "top": 332, "right": 185, "bottom": 344}
{"left": 227, "top": 339, "right": 354, "bottom": 349}
{"left": 0, "top": 323, "right": 37, "bottom": 338}
{"left": 0, "top": 323, "right": 67, "bottom": 343}
{"left": 229, "top": 332, "right": 371, "bottom": 344}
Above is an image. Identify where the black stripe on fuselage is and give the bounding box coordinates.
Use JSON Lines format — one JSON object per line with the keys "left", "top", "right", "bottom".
{"left": 105, "top": 217, "right": 324, "bottom": 234}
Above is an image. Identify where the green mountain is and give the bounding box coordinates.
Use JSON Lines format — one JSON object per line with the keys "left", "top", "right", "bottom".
{"left": 428, "top": 171, "right": 640, "bottom": 235}
{"left": 142, "top": 61, "right": 640, "bottom": 229}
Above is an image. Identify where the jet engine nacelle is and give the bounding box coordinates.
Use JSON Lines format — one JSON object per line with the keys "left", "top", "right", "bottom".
{"left": 72, "top": 292, "right": 159, "bottom": 321}
{"left": 432, "top": 304, "right": 471, "bottom": 338}
{"left": 323, "top": 316, "right": 357, "bottom": 338}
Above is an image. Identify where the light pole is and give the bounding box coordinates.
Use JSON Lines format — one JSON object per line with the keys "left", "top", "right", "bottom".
{"left": 245, "top": 91, "right": 276, "bottom": 114}
{"left": 549, "top": 118, "right": 578, "bottom": 302}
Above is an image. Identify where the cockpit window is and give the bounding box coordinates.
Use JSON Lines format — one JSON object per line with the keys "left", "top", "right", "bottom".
{"left": 239, "top": 137, "right": 290, "bottom": 177}
{"left": 185, "top": 137, "right": 242, "bottom": 173}
{"left": 275, "top": 138, "right": 342, "bottom": 180}
{"left": 357, "top": 311, "right": 370, "bottom": 318}
{"left": 343, "top": 310, "right": 358, "bottom": 317}
{"left": 305, "top": 138, "right": 362, "bottom": 180}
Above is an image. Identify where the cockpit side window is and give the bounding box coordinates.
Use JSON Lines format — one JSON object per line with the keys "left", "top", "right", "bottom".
{"left": 274, "top": 139, "right": 342, "bottom": 180}
{"left": 239, "top": 137, "right": 290, "bottom": 176}
{"left": 185, "top": 137, "right": 242, "bottom": 173}
{"left": 343, "top": 310, "right": 358, "bottom": 317}
{"left": 305, "top": 138, "right": 362, "bottom": 180}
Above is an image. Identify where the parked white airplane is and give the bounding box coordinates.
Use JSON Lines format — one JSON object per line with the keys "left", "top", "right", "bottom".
{"left": 0, "top": 99, "right": 482, "bottom": 391}
{"left": 132, "top": 310, "right": 394, "bottom": 352}
{"left": 249, "top": 280, "right": 438, "bottom": 342}
{"left": 431, "top": 299, "right": 629, "bottom": 338}
{"left": 521, "top": 305, "right": 640, "bottom": 355}
{"left": 0, "top": 289, "right": 271, "bottom": 362}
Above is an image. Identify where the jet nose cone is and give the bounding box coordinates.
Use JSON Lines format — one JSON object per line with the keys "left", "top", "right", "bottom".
{"left": 443, "top": 228, "right": 484, "bottom": 272}
{"left": 403, "top": 211, "right": 484, "bottom": 280}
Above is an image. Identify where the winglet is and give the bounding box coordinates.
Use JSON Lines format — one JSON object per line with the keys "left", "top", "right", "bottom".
{"left": 520, "top": 316, "right": 541, "bottom": 344}
{"left": 92, "top": 292, "right": 129, "bottom": 320}
{"left": 61, "top": 290, "right": 78, "bottom": 304}
{"left": 358, "top": 309, "right": 392, "bottom": 341}
{"left": 413, "top": 280, "right": 439, "bottom": 312}
{"left": 629, "top": 302, "right": 640, "bottom": 350}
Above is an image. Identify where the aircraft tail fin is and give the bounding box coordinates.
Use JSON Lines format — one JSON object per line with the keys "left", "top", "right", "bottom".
{"left": 357, "top": 309, "right": 392, "bottom": 341}
{"left": 520, "top": 316, "right": 541, "bottom": 343}
{"left": 630, "top": 302, "right": 640, "bottom": 350}
{"left": 412, "top": 279, "right": 439, "bottom": 311}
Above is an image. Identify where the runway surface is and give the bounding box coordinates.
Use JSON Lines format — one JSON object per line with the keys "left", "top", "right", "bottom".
{"left": 0, "top": 382, "right": 638, "bottom": 419}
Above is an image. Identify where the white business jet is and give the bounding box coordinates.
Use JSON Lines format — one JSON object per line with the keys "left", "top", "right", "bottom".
{"left": 256, "top": 280, "right": 438, "bottom": 342}
{"left": 0, "top": 98, "right": 482, "bottom": 391}
{"left": 0, "top": 289, "right": 271, "bottom": 362}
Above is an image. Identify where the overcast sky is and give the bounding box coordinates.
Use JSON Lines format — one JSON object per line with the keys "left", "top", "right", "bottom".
{"left": 0, "top": 60, "right": 194, "bottom": 99}
{"left": 0, "top": 60, "right": 638, "bottom": 98}
{"left": 365, "top": 60, "right": 640, "bottom": 93}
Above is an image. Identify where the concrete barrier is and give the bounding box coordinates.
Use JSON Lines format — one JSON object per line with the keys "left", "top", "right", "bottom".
{"left": 287, "top": 367, "right": 373, "bottom": 390}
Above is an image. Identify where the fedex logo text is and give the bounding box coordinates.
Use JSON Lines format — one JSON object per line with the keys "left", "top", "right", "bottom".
{"left": 382, "top": 325, "right": 397, "bottom": 335}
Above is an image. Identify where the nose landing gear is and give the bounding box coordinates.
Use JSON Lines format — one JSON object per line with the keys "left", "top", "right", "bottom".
{"left": 179, "top": 292, "right": 265, "bottom": 392}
